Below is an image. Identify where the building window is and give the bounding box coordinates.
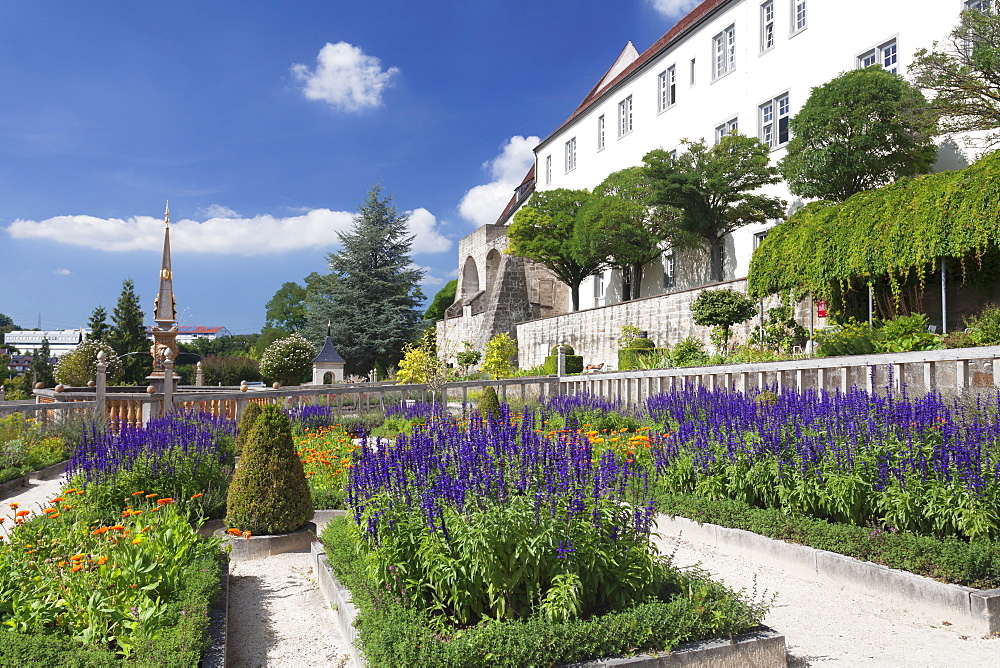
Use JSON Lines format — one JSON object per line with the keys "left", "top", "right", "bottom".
{"left": 564, "top": 137, "right": 577, "bottom": 173}
{"left": 669, "top": 148, "right": 678, "bottom": 160}
{"left": 597, "top": 115, "right": 605, "bottom": 151}
{"left": 618, "top": 95, "right": 633, "bottom": 137}
{"left": 965, "top": 0, "right": 992, "bottom": 10}
{"left": 753, "top": 230, "right": 770, "bottom": 250}
{"left": 761, "top": 1, "right": 775, "bottom": 52}
{"left": 713, "top": 25, "right": 736, "bottom": 79}
{"left": 690, "top": 58, "right": 697, "bottom": 85}
{"left": 663, "top": 253, "right": 676, "bottom": 288}
{"left": 791, "top": 0, "right": 806, "bottom": 34}
{"left": 715, "top": 117, "right": 738, "bottom": 143}
{"left": 658, "top": 66, "right": 677, "bottom": 111}
{"left": 759, "top": 93, "right": 790, "bottom": 148}
{"left": 858, "top": 39, "right": 898, "bottom": 74}
{"left": 545, "top": 155, "right": 552, "bottom": 185}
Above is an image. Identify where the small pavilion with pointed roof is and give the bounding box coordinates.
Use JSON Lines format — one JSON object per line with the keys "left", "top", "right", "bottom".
{"left": 312, "top": 326, "right": 346, "bottom": 384}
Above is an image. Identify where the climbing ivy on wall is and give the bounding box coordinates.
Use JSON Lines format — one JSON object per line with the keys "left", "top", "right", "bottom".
{"left": 748, "top": 150, "right": 1000, "bottom": 305}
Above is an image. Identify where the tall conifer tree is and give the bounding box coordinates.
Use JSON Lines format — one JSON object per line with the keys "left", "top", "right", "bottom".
{"left": 305, "top": 184, "right": 424, "bottom": 377}
{"left": 87, "top": 306, "right": 110, "bottom": 341}
{"left": 108, "top": 278, "right": 150, "bottom": 383}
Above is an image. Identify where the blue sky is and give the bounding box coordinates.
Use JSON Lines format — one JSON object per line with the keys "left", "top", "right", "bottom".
{"left": 0, "top": 0, "right": 697, "bottom": 335}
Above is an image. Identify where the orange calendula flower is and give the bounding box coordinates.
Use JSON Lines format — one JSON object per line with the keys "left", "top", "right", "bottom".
{"left": 131, "top": 491, "right": 146, "bottom": 496}
{"left": 227, "top": 528, "right": 242, "bottom": 536}
{"left": 9, "top": 503, "right": 19, "bottom": 510}
{"left": 43, "top": 508, "right": 57, "bottom": 514}
{"left": 62, "top": 504, "right": 73, "bottom": 510}
{"left": 15, "top": 510, "right": 30, "bottom": 518}
{"left": 64, "top": 488, "right": 77, "bottom": 493}
{"left": 191, "top": 493, "right": 204, "bottom": 499}
{"left": 58, "top": 561, "right": 67, "bottom": 568}
{"left": 96, "top": 556, "right": 108, "bottom": 565}
{"left": 242, "top": 530, "right": 252, "bottom": 540}
{"left": 157, "top": 498, "right": 173, "bottom": 505}
{"left": 132, "top": 538, "right": 142, "bottom": 545}
{"left": 92, "top": 527, "right": 110, "bottom": 535}
{"left": 49, "top": 497, "right": 65, "bottom": 503}
{"left": 144, "top": 493, "right": 158, "bottom": 499}
{"left": 0, "top": 518, "right": 4, "bottom": 524}
{"left": 111, "top": 525, "right": 126, "bottom": 531}
{"left": 71, "top": 564, "right": 83, "bottom": 572}
{"left": 70, "top": 553, "right": 87, "bottom": 561}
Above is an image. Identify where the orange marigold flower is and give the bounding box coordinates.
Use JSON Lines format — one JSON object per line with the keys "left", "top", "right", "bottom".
{"left": 9, "top": 503, "right": 19, "bottom": 510}
{"left": 144, "top": 493, "right": 158, "bottom": 499}
{"left": 191, "top": 493, "right": 204, "bottom": 499}
{"left": 131, "top": 491, "right": 146, "bottom": 496}
{"left": 15, "top": 510, "right": 30, "bottom": 518}
{"left": 227, "top": 528, "right": 242, "bottom": 536}
{"left": 157, "top": 498, "right": 173, "bottom": 505}
{"left": 0, "top": 518, "right": 4, "bottom": 524}
{"left": 132, "top": 538, "right": 142, "bottom": 545}
{"left": 76, "top": 490, "right": 84, "bottom": 495}
{"left": 62, "top": 504, "right": 73, "bottom": 510}
{"left": 92, "top": 527, "right": 110, "bottom": 535}
{"left": 49, "top": 497, "right": 65, "bottom": 504}
{"left": 96, "top": 556, "right": 108, "bottom": 565}
{"left": 64, "top": 488, "right": 77, "bottom": 493}
{"left": 111, "top": 525, "right": 125, "bottom": 531}
{"left": 43, "top": 508, "right": 57, "bottom": 514}
{"left": 58, "top": 561, "right": 67, "bottom": 567}
{"left": 242, "top": 530, "right": 252, "bottom": 540}
{"left": 71, "top": 553, "right": 86, "bottom": 561}
{"left": 71, "top": 564, "right": 83, "bottom": 572}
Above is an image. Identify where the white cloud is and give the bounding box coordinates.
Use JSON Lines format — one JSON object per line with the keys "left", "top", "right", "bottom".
{"left": 6, "top": 206, "right": 452, "bottom": 257}
{"left": 412, "top": 265, "right": 445, "bottom": 287}
{"left": 647, "top": 0, "right": 700, "bottom": 18}
{"left": 291, "top": 42, "right": 400, "bottom": 112}
{"left": 198, "top": 204, "right": 240, "bottom": 219}
{"left": 54, "top": 268, "right": 70, "bottom": 275}
{"left": 406, "top": 208, "right": 452, "bottom": 255}
{"left": 458, "top": 135, "right": 539, "bottom": 227}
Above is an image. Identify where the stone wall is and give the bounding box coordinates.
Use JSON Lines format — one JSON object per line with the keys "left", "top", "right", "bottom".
{"left": 515, "top": 278, "right": 817, "bottom": 369}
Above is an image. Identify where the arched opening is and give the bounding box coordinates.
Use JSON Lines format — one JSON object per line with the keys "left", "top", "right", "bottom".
{"left": 485, "top": 249, "right": 502, "bottom": 293}
{"left": 462, "top": 256, "right": 480, "bottom": 298}
{"left": 323, "top": 372, "right": 333, "bottom": 384}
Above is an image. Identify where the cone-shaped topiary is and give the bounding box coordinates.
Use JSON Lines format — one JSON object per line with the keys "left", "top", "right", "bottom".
{"left": 226, "top": 404, "right": 313, "bottom": 535}
{"left": 234, "top": 401, "right": 262, "bottom": 456}
{"left": 479, "top": 386, "right": 501, "bottom": 420}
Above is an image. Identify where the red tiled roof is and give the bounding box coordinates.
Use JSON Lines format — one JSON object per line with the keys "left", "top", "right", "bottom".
{"left": 492, "top": 163, "right": 536, "bottom": 226}
{"left": 538, "top": 0, "right": 727, "bottom": 149}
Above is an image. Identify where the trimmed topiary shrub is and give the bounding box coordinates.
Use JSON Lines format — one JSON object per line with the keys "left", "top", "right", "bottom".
{"left": 234, "top": 401, "right": 262, "bottom": 456}
{"left": 226, "top": 404, "right": 314, "bottom": 535}
{"left": 618, "top": 337, "right": 658, "bottom": 370}
{"left": 544, "top": 344, "right": 584, "bottom": 375}
{"left": 479, "top": 386, "right": 501, "bottom": 420}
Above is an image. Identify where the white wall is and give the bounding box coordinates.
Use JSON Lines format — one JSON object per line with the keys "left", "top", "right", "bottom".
{"left": 533, "top": 0, "right": 983, "bottom": 312}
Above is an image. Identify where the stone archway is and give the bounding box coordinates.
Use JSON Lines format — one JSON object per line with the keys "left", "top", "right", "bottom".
{"left": 323, "top": 372, "right": 333, "bottom": 384}
{"left": 462, "top": 256, "right": 480, "bottom": 298}
{"left": 485, "top": 249, "right": 502, "bottom": 294}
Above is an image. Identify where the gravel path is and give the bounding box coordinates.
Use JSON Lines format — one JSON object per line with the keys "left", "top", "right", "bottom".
{"left": 0, "top": 472, "right": 66, "bottom": 539}
{"left": 654, "top": 529, "right": 1000, "bottom": 666}
{"left": 227, "top": 550, "right": 352, "bottom": 667}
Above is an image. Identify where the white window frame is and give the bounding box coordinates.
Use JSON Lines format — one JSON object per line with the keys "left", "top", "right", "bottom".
{"left": 597, "top": 115, "right": 605, "bottom": 151}
{"left": 791, "top": 0, "right": 807, "bottom": 35}
{"left": 715, "top": 117, "right": 738, "bottom": 143}
{"left": 713, "top": 25, "right": 736, "bottom": 80}
{"left": 753, "top": 230, "right": 770, "bottom": 250}
{"left": 759, "top": 93, "right": 790, "bottom": 148}
{"left": 618, "top": 95, "right": 633, "bottom": 137}
{"left": 564, "top": 137, "right": 577, "bottom": 173}
{"left": 545, "top": 155, "right": 552, "bottom": 185}
{"left": 761, "top": 1, "right": 775, "bottom": 52}
{"left": 663, "top": 252, "right": 676, "bottom": 288}
{"left": 965, "top": 0, "right": 992, "bottom": 11}
{"left": 857, "top": 38, "right": 898, "bottom": 74}
{"left": 658, "top": 66, "right": 677, "bottom": 112}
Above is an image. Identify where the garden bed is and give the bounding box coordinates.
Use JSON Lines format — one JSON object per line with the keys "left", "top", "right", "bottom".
{"left": 0, "top": 459, "right": 67, "bottom": 497}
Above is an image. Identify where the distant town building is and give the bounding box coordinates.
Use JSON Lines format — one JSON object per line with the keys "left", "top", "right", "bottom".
{"left": 144, "top": 326, "right": 232, "bottom": 345}
{"left": 3, "top": 329, "right": 88, "bottom": 357}
{"left": 6, "top": 354, "right": 55, "bottom": 376}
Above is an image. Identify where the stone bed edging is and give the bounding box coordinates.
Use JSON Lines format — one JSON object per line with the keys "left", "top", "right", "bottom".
{"left": 0, "top": 460, "right": 67, "bottom": 498}
{"left": 202, "top": 554, "right": 230, "bottom": 667}
{"left": 309, "top": 539, "right": 788, "bottom": 668}
{"left": 655, "top": 515, "right": 1000, "bottom": 636}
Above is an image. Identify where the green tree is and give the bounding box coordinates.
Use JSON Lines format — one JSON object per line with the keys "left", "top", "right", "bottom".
{"left": 54, "top": 339, "right": 123, "bottom": 386}
{"left": 264, "top": 281, "right": 308, "bottom": 331}
{"left": 305, "top": 185, "right": 425, "bottom": 377}
{"left": 910, "top": 8, "right": 1000, "bottom": 147}
{"left": 259, "top": 332, "right": 315, "bottom": 386}
{"left": 0, "top": 313, "right": 16, "bottom": 336}
{"left": 779, "top": 67, "right": 938, "bottom": 202}
{"left": 423, "top": 279, "right": 458, "bottom": 322}
{"left": 107, "top": 278, "right": 149, "bottom": 384}
{"left": 29, "top": 338, "right": 55, "bottom": 388}
{"left": 86, "top": 306, "right": 110, "bottom": 341}
{"left": 575, "top": 167, "right": 680, "bottom": 301}
{"left": 507, "top": 189, "right": 605, "bottom": 311}
{"left": 481, "top": 332, "right": 517, "bottom": 379}
{"left": 691, "top": 288, "right": 758, "bottom": 354}
{"left": 644, "top": 136, "right": 786, "bottom": 282}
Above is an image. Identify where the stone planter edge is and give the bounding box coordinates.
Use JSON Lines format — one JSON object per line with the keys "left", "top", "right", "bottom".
{"left": 202, "top": 552, "right": 230, "bottom": 667}
{"left": 656, "top": 514, "right": 1000, "bottom": 635}
{"left": 309, "top": 540, "right": 788, "bottom": 668}
{"left": 0, "top": 460, "right": 68, "bottom": 498}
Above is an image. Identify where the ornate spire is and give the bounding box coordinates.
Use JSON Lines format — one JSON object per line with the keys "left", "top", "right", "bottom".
{"left": 153, "top": 201, "right": 177, "bottom": 326}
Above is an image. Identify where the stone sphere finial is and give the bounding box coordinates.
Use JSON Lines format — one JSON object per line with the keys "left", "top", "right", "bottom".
{"left": 196, "top": 361, "right": 203, "bottom": 369}
{"left": 87, "top": 380, "right": 96, "bottom": 387}
{"left": 34, "top": 382, "right": 44, "bottom": 390}
{"left": 240, "top": 380, "right": 249, "bottom": 393}
{"left": 164, "top": 349, "right": 173, "bottom": 362}
{"left": 146, "top": 385, "right": 157, "bottom": 395}
{"left": 97, "top": 351, "right": 106, "bottom": 362}
{"left": 55, "top": 384, "right": 65, "bottom": 393}
{"left": 272, "top": 382, "right": 281, "bottom": 389}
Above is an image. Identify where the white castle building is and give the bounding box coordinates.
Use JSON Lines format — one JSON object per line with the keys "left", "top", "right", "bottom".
{"left": 441, "top": 0, "right": 989, "bottom": 367}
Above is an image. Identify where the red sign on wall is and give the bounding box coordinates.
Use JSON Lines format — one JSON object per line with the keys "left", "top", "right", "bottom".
{"left": 816, "top": 300, "right": 828, "bottom": 318}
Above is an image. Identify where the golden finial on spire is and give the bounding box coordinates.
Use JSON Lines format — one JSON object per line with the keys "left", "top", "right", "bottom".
{"left": 164, "top": 200, "right": 170, "bottom": 227}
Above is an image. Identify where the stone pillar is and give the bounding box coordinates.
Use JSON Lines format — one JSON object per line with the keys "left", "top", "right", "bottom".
{"left": 557, "top": 342, "right": 567, "bottom": 377}
{"left": 96, "top": 351, "right": 107, "bottom": 419}
{"left": 196, "top": 361, "right": 204, "bottom": 387}
{"left": 163, "top": 350, "right": 175, "bottom": 415}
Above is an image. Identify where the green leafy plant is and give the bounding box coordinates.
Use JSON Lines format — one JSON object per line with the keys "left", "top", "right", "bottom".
{"left": 814, "top": 320, "right": 879, "bottom": 357}
{"left": 479, "top": 386, "right": 501, "bottom": 420}
{"left": 670, "top": 337, "right": 709, "bottom": 367}
{"left": 454, "top": 341, "right": 482, "bottom": 375}
{"left": 481, "top": 332, "right": 517, "bottom": 379}
{"left": 259, "top": 332, "right": 316, "bottom": 386}
{"left": 750, "top": 296, "right": 808, "bottom": 353}
{"left": 226, "top": 404, "right": 314, "bottom": 535}
{"left": 965, "top": 303, "right": 1000, "bottom": 346}
{"left": 544, "top": 344, "right": 584, "bottom": 375}
{"left": 234, "top": 401, "right": 262, "bottom": 456}
{"left": 692, "top": 289, "right": 758, "bottom": 354}
{"left": 54, "top": 339, "right": 124, "bottom": 387}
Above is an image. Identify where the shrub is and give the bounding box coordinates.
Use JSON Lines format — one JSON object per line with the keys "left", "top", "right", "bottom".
{"left": 814, "top": 320, "right": 879, "bottom": 357}
{"left": 200, "top": 354, "right": 262, "bottom": 386}
{"left": 479, "top": 386, "right": 501, "bottom": 420}
{"left": 54, "top": 339, "right": 123, "bottom": 386}
{"left": 670, "top": 337, "right": 709, "bottom": 367}
{"left": 966, "top": 303, "right": 1000, "bottom": 346}
{"left": 234, "top": 401, "right": 262, "bottom": 456}
{"left": 543, "top": 344, "right": 583, "bottom": 375}
{"left": 692, "top": 289, "right": 757, "bottom": 353}
{"left": 226, "top": 404, "right": 313, "bottom": 535}
{"left": 750, "top": 298, "right": 807, "bottom": 353}
{"left": 481, "top": 332, "right": 517, "bottom": 379}
{"left": 875, "top": 313, "right": 943, "bottom": 353}
{"left": 618, "top": 337, "right": 660, "bottom": 370}
{"left": 455, "top": 342, "right": 482, "bottom": 374}
{"left": 259, "top": 333, "right": 315, "bottom": 386}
